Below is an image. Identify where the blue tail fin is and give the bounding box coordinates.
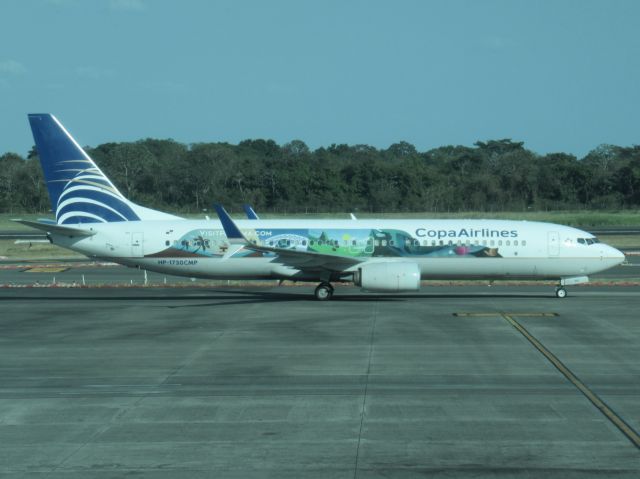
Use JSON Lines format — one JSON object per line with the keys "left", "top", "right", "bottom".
{"left": 243, "top": 204, "right": 260, "bottom": 220}
{"left": 28, "top": 114, "right": 179, "bottom": 224}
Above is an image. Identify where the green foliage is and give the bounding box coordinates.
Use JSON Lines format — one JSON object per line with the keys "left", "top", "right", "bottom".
{"left": 2, "top": 138, "right": 640, "bottom": 215}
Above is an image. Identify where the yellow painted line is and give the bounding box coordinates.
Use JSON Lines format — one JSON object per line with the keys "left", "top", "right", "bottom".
{"left": 24, "top": 267, "right": 69, "bottom": 273}
{"left": 501, "top": 313, "right": 640, "bottom": 450}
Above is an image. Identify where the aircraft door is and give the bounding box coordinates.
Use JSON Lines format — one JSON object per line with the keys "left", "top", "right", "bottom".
{"left": 131, "top": 232, "right": 144, "bottom": 257}
{"left": 548, "top": 231, "right": 560, "bottom": 256}
{"left": 364, "top": 237, "right": 374, "bottom": 255}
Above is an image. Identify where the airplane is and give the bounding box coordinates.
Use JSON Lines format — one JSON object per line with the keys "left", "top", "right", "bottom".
{"left": 15, "top": 113, "right": 625, "bottom": 300}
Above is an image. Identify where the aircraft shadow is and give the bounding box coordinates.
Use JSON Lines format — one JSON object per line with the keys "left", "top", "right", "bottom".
{"left": 0, "top": 288, "right": 556, "bottom": 305}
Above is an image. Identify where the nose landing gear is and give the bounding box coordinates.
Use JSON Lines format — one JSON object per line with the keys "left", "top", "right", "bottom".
{"left": 554, "top": 276, "right": 589, "bottom": 298}
{"left": 555, "top": 286, "right": 567, "bottom": 298}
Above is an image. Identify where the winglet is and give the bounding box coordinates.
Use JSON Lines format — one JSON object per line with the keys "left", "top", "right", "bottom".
{"left": 243, "top": 204, "right": 260, "bottom": 220}
{"left": 214, "top": 204, "right": 248, "bottom": 245}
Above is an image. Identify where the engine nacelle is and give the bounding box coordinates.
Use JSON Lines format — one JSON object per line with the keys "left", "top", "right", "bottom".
{"left": 354, "top": 262, "right": 421, "bottom": 292}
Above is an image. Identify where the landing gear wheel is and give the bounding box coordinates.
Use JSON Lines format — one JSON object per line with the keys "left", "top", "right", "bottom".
{"left": 555, "top": 287, "right": 567, "bottom": 298}
{"left": 314, "top": 282, "right": 334, "bottom": 301}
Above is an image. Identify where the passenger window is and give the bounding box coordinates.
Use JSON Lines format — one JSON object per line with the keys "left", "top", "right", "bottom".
{"left": 389, "top": 240, "right": 395, "bottom": 246}
{"left": 490, "top": 240, "right": 495, "bottom": 246}
{"left": 448, "top": 240, "right": 452, "bottom": 246}
{"left": 352, "top": 240, "right": 357, "bottom": 246}
{"left": 431, "top": 241, "right": 436, "bottom": 246}
{"left": 165, "top": 240, "right": 170, "bottom": 246}
{"left": 482, "top": 240, "right": 487, "bottom": 246}
{"left": 498, "top": 240, "right": 502, "bottom": 246}
{"left": 506, "top": 240, "right": 510, "bottom": 246}
{"left": 382, "top": 240, "right": 387, "bottom": 246}
{"left": 375, "top": 240, "right": 380, "bottom": 246}
{"left": 439, "top": 240, "right": 443, "bottom": 246}
{"left": 514, "top": 240, "right": 518, "bottom": 246}
{"left": 522, "top": 240, "right": 526, "bottom": 246}
{"left": 302, "top": 240, "right": 307, "bottom": 246}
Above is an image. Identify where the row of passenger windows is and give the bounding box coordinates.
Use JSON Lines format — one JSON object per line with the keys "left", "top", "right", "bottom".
{"left": 166, "top": 237, "right": 530, "bottom": 248}
{"left": 263, "top": 238, "right": 527, "bottom": 248}
{"left": 165, "top": 239, "right": 213, "bottom": 247}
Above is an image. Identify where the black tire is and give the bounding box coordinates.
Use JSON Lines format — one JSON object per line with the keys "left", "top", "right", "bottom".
{"left": 315, "top": 283, "right": 333, "bottom": 301}
{"left": 555, "top": 287, "right": 567, "bottom": 298}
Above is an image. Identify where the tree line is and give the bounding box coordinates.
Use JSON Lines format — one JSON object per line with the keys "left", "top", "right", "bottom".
{"left": 1, "top": 138, "right": 639, "bottom": 215}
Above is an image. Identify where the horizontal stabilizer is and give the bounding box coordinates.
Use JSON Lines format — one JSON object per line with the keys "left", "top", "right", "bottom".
{"left": 11, "top": 219, "right": 96, "bottom": 237}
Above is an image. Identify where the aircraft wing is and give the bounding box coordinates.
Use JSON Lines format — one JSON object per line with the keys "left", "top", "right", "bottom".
{"left": 12, "top": 219, "right": 96, "bottom": 237}
{"left": 214, "top": 205, "right": 361, "bottom": 272}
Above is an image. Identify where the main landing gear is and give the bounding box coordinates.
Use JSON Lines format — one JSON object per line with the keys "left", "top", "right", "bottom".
{"left": 555, "top": 286, "right": 567, "bottom": 298}
{"left": 314, "top": 282, "right": 334, "bottom": 301}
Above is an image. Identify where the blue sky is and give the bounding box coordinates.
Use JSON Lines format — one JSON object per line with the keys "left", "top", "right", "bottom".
{"left": 1, "top": 0, "right": 639, "bottom": 158}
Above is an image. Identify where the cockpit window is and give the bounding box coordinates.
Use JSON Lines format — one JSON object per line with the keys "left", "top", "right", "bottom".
{"left": 577, "top": 237, "right": 599, "bottom": 245}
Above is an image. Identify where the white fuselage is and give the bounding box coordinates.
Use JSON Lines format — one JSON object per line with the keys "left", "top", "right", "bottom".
{"left": 50, "top": 218, "right": 625, "bottom": 282}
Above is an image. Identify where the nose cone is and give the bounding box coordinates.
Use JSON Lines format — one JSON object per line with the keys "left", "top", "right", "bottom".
{"left": 613, "top": 247, "right": 626, "bottom": 264}
{"left": 606, "top": 245, "right": 626, "bottom": 265}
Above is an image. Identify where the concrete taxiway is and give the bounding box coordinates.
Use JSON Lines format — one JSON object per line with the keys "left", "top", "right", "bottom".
{"left": 1, "top": 285, "right": 639, "bottom": 478}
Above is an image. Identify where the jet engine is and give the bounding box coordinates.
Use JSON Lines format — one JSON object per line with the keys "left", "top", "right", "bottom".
{"left": 353, "top": 262, "right": 421, "bottom": 292}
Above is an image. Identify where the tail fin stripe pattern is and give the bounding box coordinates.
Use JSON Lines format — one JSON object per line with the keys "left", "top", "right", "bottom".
{"left": 28, "top": 114, "right": 140, "bottom": 224}
{"left": 58, "top": 211, "right": 108, "bottom": 224}
{"left": 28, "top": 113, "right": 180, "bottom": 224}
{"left": 58, "top": 185, "right": 129, "bottom": 204}
{"left": 56, "top": 189, "right": 140, "bottom": 223}
{"left": 57, "top": 198, "right": 129, "bottom": 222}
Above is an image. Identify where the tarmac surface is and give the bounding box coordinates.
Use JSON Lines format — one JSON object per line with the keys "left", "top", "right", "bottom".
{"left": 1, "top": 284, "right": 640, "bottom": 478}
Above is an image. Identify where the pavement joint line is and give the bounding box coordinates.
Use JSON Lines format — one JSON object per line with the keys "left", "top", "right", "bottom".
{"left": 500, "top": 312, "right": 640, "bottom": 450}
{"left": 353, "top": 300, "right": 378, "bottom": 479}
{"left": 454, "top": 312, "right": 559, "bottom": 317}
